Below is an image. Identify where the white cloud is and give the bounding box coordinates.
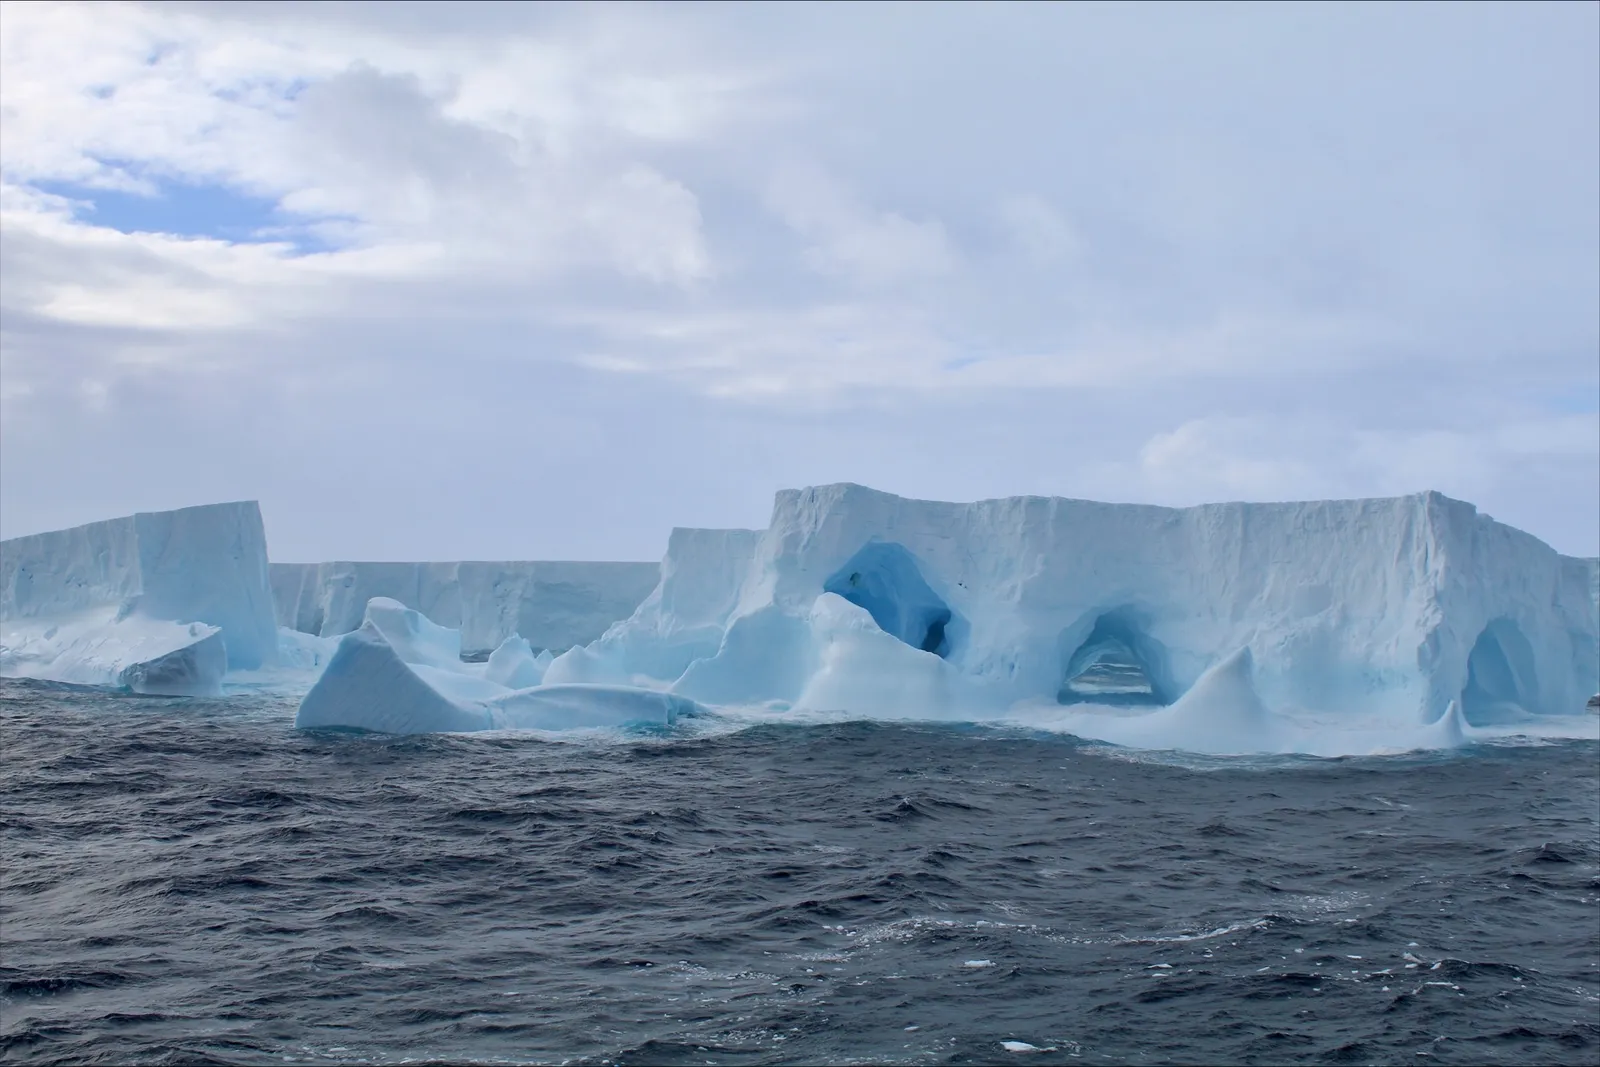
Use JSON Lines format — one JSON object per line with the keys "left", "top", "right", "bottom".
{"left": 568, "top": 302, "right": 950, "bottom": 400}
{"left": 581, "top": 166, "right": 711, "bottom": 285}
{"left": 0, "top": 0, "right": 722, "bottom": 288}
{"left": 0, "top": 194, "right": 438, "bottom": 334}
{"left": 765, "top": 161, "right": 958, "bottom": 287}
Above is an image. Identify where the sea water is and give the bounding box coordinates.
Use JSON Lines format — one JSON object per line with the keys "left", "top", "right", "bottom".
{"left": 2, "top": 678, "right": 1596, "bottom": 1065}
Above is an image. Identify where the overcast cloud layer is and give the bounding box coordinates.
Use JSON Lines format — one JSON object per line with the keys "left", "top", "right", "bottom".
{"left": 1, "top": 1, "right": 1596, "bottom": 560}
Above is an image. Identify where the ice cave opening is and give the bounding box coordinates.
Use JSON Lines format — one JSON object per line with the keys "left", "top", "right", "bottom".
{"left": 1461, "top": 617, "right": 1539, "bottom": 725}
{"left": 823, "top": 542, "right": 955, "bottom": 658}
{"left": 1058, "top": 613, "right": 1170, "bottom": 706}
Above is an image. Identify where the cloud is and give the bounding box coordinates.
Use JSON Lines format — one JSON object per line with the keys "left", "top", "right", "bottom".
{"left": 765, "top": 161, "right": 958, "bottom": 287}
{"left": 0, "top": 1, "right": 722, "bottom": 285}
{"left": 0, "top": 1, "right": 1594, "bottom": 556}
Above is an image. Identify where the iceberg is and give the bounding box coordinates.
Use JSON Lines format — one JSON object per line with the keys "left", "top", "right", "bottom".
{"left": 270, "top": 559, "right": 659, "bottom": 656}
{"left": 294, "top": 597, "right": 703, "bottom": 734}
{"left": 538, "top": 485, "right": 1597, "bottom": 747}
{"left": 9, "top": 485, "right": 1593, "bottom": 751}
{"left": 1, "top": 502, "right": 277, "bottom": 694}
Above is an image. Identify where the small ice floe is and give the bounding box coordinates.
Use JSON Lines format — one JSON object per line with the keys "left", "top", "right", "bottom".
{"left": 963, "top": 959, "right": 995, "bottom": 968}
{"left": 1001, "top": 1041, "right": 1057, "bottom": 1054}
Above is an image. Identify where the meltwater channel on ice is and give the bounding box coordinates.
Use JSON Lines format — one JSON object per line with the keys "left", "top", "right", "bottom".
{"left": 1, "top": 484, "right": 1596, "bottom": 757}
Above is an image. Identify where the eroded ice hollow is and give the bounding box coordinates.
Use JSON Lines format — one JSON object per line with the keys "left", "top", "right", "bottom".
{"left": 1, "top": 502, "right": 279, "bottom": 695}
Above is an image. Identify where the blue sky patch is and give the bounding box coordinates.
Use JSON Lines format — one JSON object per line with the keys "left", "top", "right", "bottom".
{"left": 36, "top": 174, "right": 340, "bottom": 254}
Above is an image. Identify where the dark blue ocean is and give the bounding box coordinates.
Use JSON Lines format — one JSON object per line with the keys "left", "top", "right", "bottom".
{"left": 2, "top": 677, "right": 1597, "bottom": 1066}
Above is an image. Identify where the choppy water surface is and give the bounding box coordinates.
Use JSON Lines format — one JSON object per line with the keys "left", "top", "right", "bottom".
{"left": 2, "top": 678, "right": 1597, "bottom": 1066}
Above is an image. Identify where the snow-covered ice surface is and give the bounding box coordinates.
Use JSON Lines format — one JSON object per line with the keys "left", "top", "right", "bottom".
{"left": 1, "top": 503, "right": 278, "bottom": 694}
{"left": 270, "top": 559, "right": 659, "bottom": 655}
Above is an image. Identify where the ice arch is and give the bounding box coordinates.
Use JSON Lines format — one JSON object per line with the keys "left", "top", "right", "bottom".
{"left": 1461, "top": 618, "right": 1539, "bottom": 724}
{"left": 823, "top": 542, "right": 954, "bottom": 657}
{"left": 1058, "top": 612, "right": 1170, "bottom": 706}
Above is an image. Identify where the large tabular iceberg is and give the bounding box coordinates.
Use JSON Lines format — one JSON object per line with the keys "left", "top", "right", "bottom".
{"left": 270, "top": 560, "right": 659, "bottom": 656}
{"left": 538, "top": 485, "right": 1597, "bottom": 745}
{"left": 1, "top": 502, "right": 278, "bottom": 694}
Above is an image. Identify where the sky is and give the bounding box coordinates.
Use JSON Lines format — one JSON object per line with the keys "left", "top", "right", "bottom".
{"left": 1, "top": 1, "right": 1596, "bottom": 561}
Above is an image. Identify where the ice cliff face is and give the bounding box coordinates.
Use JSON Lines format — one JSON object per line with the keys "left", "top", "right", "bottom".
{"left": 270, "top": 560, "right": 659, "bottom": 655}
{"left": 0, "top": 502, "right": 277, "bottom": 693}
{"left": 548, "top": 485, "right": 1599, "bottom": 728}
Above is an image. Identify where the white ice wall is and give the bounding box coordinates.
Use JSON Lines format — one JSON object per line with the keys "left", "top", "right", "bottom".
{"left": 271, "top": 560, "right": 660, "bottom": 654}
{"left": 553, "top": 484, "right": 1597, "bottom": 724}
{"left": 1, "top": 501, "right": 278, "bottom": 670}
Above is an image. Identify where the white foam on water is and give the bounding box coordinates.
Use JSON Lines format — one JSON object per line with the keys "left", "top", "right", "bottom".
{"left": 1119, "top": 919, "right": 1270, "bottom": 945}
